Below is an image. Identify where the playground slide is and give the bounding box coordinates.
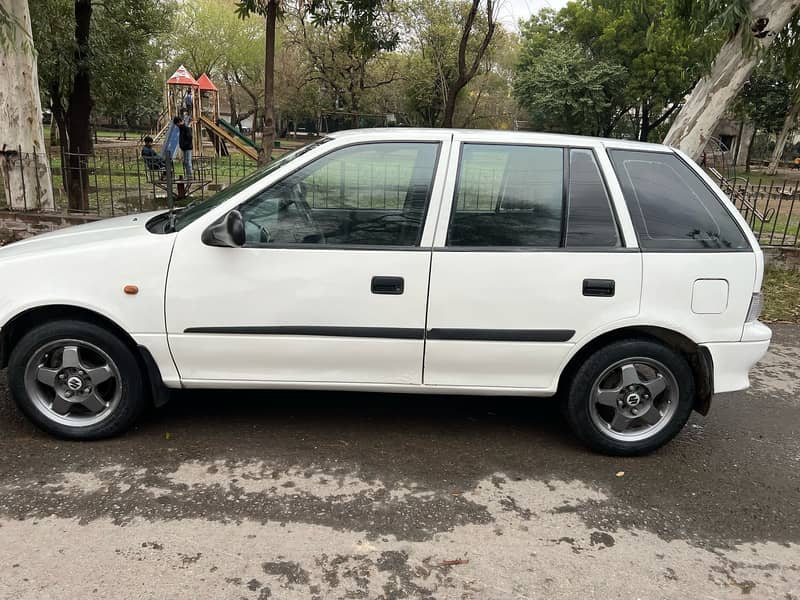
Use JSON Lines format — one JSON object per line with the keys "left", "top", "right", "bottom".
{"left": 200, "top": 114, "right": 260, "bottom": 161}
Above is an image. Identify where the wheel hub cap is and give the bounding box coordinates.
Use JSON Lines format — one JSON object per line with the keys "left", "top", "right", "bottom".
{"left": 625, "top": 392, "right": 641, "bottom": 407}
{"left": 66, "top": 375, "right": 84, "bottom": 391}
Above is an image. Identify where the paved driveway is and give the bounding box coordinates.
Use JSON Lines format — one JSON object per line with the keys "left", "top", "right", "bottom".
{"left": 0, "top": 325, "right": 798, "bottom": 599}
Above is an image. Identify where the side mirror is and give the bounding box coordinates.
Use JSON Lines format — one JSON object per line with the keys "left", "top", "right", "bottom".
{"left": 201, "top": 210, "right": 245, "bottom": 247}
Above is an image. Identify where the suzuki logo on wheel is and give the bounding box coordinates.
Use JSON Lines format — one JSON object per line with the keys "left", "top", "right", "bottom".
{"left": 625, "top": 393, "right": 641, "bottom": 407}
{"left": 67, "top": 376, "right": 83, "bottom": 391}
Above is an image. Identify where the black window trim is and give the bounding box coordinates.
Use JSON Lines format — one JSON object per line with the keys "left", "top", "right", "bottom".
{"left": 444, "top": 141, "right": 625, "bottom": 251}
{"left": 218, "top": 139, "right": 444, "bottom": 251}
{"left": 606, "top": 147, "right": 753, "bottom": 253}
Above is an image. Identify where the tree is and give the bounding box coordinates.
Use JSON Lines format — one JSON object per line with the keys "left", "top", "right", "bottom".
{"left": 663, "top": 0, "right": 800, "bottom": 159}
{"left": 453, "top": 27, "right": 518, "bottom": 129}
{"left": 237, "top": 0, "right": 399, "bottom": 160}
{"left": 0, "top": 0, "right": 54, "bottom": 210}
{"left": 733, "top": 59, "right": 790, "bottom": 170}
{"left": 514, "top": 39, "right": 626, "bottom": 136}
{"left": 514, "top": 1, "right": 713, "bottom": 141}
{"left": 31, "top": 0, "right": 172, "bottom": 209}
{"left": 285, "top": 3, "right": 400, "bottom": 128}
{"left": 402, "top": 0, "right": 502, "bottom": 128}
{"left": 559, "top": 0, "right": 714, "bottom": 142}
{"left": 171, "top": 0, "right": 265, "bottom": 132}
{"left": 441, "top": 0, "right": 496, "bottom": 128}
{"left": 764, "top": 25, "right": 800, "bottom": 174}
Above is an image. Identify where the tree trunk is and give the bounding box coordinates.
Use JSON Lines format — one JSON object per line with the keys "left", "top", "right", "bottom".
{"left": 224, "top": 72, "right": 238, "bottom": 127}
{"left": 733, "top": 119, "right": 745, "bottom": 165}
{"left": 639, "top": 102, "right": 651, "bottom": 142}
{"left": 766, "top": 98, "right": 800, "bottom": 175}
{"left": 441, "top": 0, "right": 496, "bottom": 128}
{"left": 442, "top": 92, "right": 458, "bottom": 129}
{"left": 663, "top": 0, "right": 800, "bottom": 160}
{"left": 0, "top": 0, "right": 55, "bottom": 210}
{"left": 745, "top": 127, "right": 756, "bottom": 173}
{"left": 259, "top": 0, "right": 277, "bottom": 166}
{"left": 65, "top": 0, "right": 93, "bottom": 211}
{"left": 49, "top": 118, "right": 58, "bottom": 147}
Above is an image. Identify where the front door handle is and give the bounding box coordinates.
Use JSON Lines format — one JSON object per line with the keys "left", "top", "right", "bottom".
{"left": 583, "top": 278, "right": 615, "bottom": 297}
{"left": 371, "top": 276, "right": 404, "bottom": 295}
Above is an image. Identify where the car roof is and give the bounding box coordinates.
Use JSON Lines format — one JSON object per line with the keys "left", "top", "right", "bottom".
{"left": 326, "top": 128, "right": 673, "bottom": 153}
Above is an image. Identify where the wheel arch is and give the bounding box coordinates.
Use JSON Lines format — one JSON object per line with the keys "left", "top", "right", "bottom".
{"left": 557, "top": 325, "right": 714, "bottom": 415}
{"left": 0, "top": 304, "right": 168, "bottom": 406}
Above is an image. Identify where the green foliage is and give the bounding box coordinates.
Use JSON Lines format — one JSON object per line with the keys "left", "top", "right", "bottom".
{"left": 736, "top": 58, "right": 791, "bottom": 135}
{"left": 30, "top": 0, "right": 173, "bottom": 127}
{"left": 401, "top": 0, "right": 502, "bottom": 127}
{"left": 236, "top": 0, "right": 399, "bottom": 54}
{"left": 172, "top": 0, "right": 248, "bottom": 76}
{"left": 513, "top": 39, "right": 626, "bottom": 135}
{"left": 515, "top": 0, "right": 716, "bottom": 140}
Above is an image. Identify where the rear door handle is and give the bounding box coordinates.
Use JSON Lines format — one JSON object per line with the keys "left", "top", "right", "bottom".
{"left": 583, "top": 278, "right": 615, "bottom": 297}
{"left": 371, "top": 276, "right": 404, "bottom": 295}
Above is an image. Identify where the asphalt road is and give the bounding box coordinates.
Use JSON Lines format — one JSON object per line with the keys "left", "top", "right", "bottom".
{"left": 0, "top": 325, "right": 798, "bottom": 599}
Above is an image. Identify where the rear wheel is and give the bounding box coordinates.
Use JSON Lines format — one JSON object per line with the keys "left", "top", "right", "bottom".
{"left": 564, "top": 339, "right": 695, "bottom": 455}
{"left": 8, "top": 320, "right": 146, "bottom": 440}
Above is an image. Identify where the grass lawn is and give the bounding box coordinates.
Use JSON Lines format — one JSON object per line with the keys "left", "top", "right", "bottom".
{"left": 762, "top": 266, "right": 800, "bottom": 324}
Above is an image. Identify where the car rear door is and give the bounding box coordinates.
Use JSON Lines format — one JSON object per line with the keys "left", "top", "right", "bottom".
{"left": 165, "top": 133, "right": 451, "bottom": 385}
{"left": 423, "top": 134, "right": 642, "bottom": 391}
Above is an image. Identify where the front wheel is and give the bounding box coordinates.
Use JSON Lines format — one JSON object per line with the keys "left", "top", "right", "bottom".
{"left": 8, "top": 320, "right": 146, "bottom": 440}
{"left": 564, "top": 339, "right": 695, "bottom": 456}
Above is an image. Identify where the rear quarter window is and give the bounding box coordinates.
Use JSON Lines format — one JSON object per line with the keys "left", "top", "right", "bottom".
{"left": 608, "top": 150, "right": 750, "bottom": 251}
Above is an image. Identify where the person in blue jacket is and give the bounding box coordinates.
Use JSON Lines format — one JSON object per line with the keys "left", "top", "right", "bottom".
{"left": 174, "top": 115, "right": 193, "bottom": 179}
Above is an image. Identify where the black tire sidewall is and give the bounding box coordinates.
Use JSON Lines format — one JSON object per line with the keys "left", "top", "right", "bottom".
{"left": 565, "top": 339, "right": 695, "bottom": 456}
{"left": 8, "top": 320, "right": 145, "bottom": 440}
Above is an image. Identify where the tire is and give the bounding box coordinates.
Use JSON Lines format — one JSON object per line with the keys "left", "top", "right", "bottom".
{"left": 7, "top": 319, "right": 146, "bottom": 440}
{"left": 564, "top": 338, "right": 695, "bottom": 456}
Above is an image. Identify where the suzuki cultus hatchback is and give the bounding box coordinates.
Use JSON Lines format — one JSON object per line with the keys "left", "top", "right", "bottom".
{"left": 0, "top": 129, "right": 771, "bottom": 455}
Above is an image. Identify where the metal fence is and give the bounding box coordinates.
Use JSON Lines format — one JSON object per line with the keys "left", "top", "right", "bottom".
{"left": 0, "top": 148, "right": 260, "bottom": 216}
{"left": 711, "top": 169, "right": 800, "bottom": 247}
{"left": 3, "top": 146, "right": 800, "bottom": 248}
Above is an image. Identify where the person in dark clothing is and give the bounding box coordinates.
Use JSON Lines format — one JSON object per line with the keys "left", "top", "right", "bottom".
{"left": 174, "top": 115, "right": 193, "bottom": 179}
{"left": 184, "top": 89, "right": 193, "bottom": 115}
{"left": 141, "top": 136, "right": 165, "bottom": 173}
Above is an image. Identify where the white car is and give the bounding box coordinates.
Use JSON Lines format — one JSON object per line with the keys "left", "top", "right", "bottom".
{"left": 0, "top": 129, "right": 771, "bottom": 455}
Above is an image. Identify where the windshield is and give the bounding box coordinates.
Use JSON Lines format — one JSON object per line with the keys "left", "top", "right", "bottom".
{"left": 172, "top": 138, "right": 331, "bottom": 231}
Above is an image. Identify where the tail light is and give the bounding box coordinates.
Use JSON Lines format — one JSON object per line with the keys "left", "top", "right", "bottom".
{"left": 746, "top": 292, "right": 763, "bottom": 322}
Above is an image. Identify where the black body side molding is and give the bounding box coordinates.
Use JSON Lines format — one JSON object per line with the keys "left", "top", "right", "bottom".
{"left": 426, "top": 329, "right": 575, "bottom": 342}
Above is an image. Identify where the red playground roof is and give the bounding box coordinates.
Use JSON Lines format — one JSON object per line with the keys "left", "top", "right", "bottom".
{"left": 167, "top": 65, "right": 197, "bottom": 86}
{"left": 197, "top": 73, "right": 217, "bottom": 92}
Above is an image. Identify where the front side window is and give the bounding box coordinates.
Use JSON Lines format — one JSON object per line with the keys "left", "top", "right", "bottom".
{"left": 609, "top": 150, "right": 750, "bottom": 250}
{"left": 238, "top": 142, "right": 440, "bottom": 246}
{"left": 173, "top": 137, "right": 330, "bottom": 231}
{"left": 447, "top": 144, "right": 564, "bottom": 247}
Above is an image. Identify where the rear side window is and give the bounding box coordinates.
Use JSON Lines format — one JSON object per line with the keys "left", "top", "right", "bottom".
{"left": 566, "top": 149, "right": 619, "bottom": 247}
{"left": 609, "top": 150, "right": 750, "bottom": 250}
{"left": 447, "top": 144, "right": 621, "bottom": 249}
{"left": 447, "top": 144, "right": 563, "bottom": 247}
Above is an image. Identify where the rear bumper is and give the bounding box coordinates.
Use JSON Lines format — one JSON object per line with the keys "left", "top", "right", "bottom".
{"left": 703, "top": 324, "right": 772, "bottom": 394}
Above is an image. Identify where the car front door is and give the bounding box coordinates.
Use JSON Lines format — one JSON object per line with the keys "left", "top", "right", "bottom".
{"left": 424, "top": 136, "right": 642, "bottom": 390}
{"left": 165, "top": 135, "right": 450, "bottom": 386}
